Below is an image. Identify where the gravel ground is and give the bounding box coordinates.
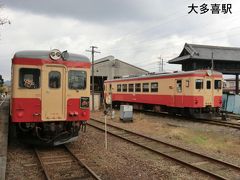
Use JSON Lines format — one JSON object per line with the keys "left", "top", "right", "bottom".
{"left": 6, "top": 139, "right": 44, "bottom": 180}
{"left": 91, "top": 110, "right": 240, "bottom": 167}
{"left": 36, "top": 146, "right": 95, "bottom": 180}
{"left": 68, "top": 126, "right": 212, "bottom": 180}
{"left": 6, "top": 131, "right": 212, "bottom": 180}
{"left": 6, "top": 109, "right": 239, "bottom": 179}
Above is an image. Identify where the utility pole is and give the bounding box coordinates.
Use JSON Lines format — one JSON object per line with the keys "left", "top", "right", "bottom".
{"left": 86, "top": 46, "right": 100, "bottom": 112}
{"left": 158, "top": 56, "right": 164, "bottom": 72}
{"left": 211, "top": 52, "right": 214, "bottom": 71}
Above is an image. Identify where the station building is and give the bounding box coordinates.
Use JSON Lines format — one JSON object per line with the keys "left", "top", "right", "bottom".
{"left": 168, "top": 43, "right": 240, "bottom": 94}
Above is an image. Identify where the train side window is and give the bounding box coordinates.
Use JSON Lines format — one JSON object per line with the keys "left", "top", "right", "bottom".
{"left": 214, "top": 80, "right": 222, "bottom": 89}
{"left": 68, "top": 70, "right": 86, "bottom": 90}
{"left": 49, "top": 71, "right": 61, "bottom": 88}
{"left": 135, "top": 83, "right": 141, "bottom": 92}
{"left": 142, "top": 83, "right": 149, "bottom": 92}
{"left": 129, "top": 84, "right": 134, "bottom": 92}
{"left": 151, "top": 82, "right": 158, "bottom": 92}
{"left": 176, "top": 80, "right": 182, "bottom": 93}
{"left": 117, "top": 84, "right": 121, "bottom": 92}
{"left": 186, "top": 80, "right": 190, "bottom": 87}
{"left": 195, "top": 79, "right": 203, "bottom": 89}
{"left": 19, "top": 68, "right": 40, "bottom": 89}
{"left": 207, "top": 80, "right": 211, "bottom": 89}
{"left": 122, "top": 84, "right": 127, "bottom": 92}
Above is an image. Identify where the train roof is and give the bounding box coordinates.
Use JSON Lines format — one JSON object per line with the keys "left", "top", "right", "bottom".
{"left": 105, "top": 70, "right": 222, "bottom": 83}
{"left": 13, "top": 50, "right": 90, "bottom": 62}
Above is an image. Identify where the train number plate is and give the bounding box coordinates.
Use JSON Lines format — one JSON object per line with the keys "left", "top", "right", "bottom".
{"left": 80, "top": 97, "right": 89, "bottom": 108}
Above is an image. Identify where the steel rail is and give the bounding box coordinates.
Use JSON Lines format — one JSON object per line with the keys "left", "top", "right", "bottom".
{"left": 198, "top": 119, "right": 240, "bottom": 130}
{"left": 64, "top": 145, "right": 102, "bottom": 180}
{"left": 89, "top": 118, "right": 240, "bottom": 180}
{"left": 34, "top": 148, "right": 51, "bottom": 180}
{"left": 35, "top": 146, "right": 102, "bottom": 180}
{"left": 138, "top": 110, "right": 240, "bottom": 130}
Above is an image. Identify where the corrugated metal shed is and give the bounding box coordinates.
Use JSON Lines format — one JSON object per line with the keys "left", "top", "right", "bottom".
{"left": 94, "top": 56, "right": 149, "bottom": 80}
{"left": 222, "top": 94, "right": 240, "bottom": 114}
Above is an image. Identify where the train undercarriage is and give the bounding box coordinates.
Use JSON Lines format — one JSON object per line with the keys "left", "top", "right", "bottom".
{"left": 9, "top": 120, "right": 87, "bottom": 146}
{"left": 112, "top": 102, "right": 221, "bottom": 120}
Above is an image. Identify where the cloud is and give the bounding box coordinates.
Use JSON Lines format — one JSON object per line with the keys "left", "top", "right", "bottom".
{"left": 2, "top": 0, "right": 178, "bottom": 24}
{"left": 1, "top": 0, "right": 240, "bottom": 80}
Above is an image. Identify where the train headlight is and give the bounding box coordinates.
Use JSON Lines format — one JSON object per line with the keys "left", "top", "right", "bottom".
{"left": 49, "top": 49, "right": 61, "bottom": 60}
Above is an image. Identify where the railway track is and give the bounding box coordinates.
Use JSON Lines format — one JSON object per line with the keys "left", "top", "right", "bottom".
{"left": 89, "top": 118, "right": 240, "bottom": 180}
{"left": 143, "top": 111, "right": 240, "bottom": 130}
{"left": 197, "top": 118, "right": 240, "bottom": 130}
{"left": 34, "top": 145, "right": 101, "bottom": 180}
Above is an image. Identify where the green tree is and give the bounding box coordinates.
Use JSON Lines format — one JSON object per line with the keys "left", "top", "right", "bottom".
{"left": 0, "top": 75, "right": 3, "bottom": 87}
{"left": 0, "top": 86, "right": 6, "bottom": 94}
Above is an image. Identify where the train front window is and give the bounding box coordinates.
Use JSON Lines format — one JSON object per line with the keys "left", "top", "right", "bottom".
{"left": 68, "top": 70, "right": 86, "bottom": 90}
{"left": 207, "top": 80, "right": 211, "bottom": 89}
{"left": 19, "top": 68, "right": 40, "bottom": 89}
{"left": 49, "top": 71, "right": 61, "bottom": 88}
{"left": 214, "top": 80, "right": 222, "bottom": 89}
{"left": 195, "top": 79, "right": 203, "bottom": 89}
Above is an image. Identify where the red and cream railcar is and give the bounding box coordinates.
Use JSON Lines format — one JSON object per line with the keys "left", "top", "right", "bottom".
{"left": 10, "top": 49, "right": 90, "bottom": 145}
{"left": 104, "top": 70, "right": 223, "bottom": 118}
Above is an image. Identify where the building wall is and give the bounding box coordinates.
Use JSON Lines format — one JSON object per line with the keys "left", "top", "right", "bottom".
{"left": 114, "top": 60, "right": 148, "bottom": 78}
{"left": 224, "top": 79, "right": 240, "bottom": 93}
{"left": 94, "top": 60, "right": 113, "bottom": 77}
{"left": 93, "top": 57, "right": 148, "bottom": 105}
{"left": 94, "top": 59, "right": 148, "bottom": 80}
{"left": 182, "top": 60, "right": 240, "bottom": 74}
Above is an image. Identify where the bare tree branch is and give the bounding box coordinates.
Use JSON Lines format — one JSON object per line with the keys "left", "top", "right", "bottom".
{"left": 0, "top": 4, "right": 10, "bottom": 26}
{"left": 0, "top": 18, "right": 10, "bottom": 25}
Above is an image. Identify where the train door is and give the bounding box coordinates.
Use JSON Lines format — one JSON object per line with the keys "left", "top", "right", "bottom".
{"left": 105, "top": 83, "right": 112, "bottom": 105}
{"left": 174, "top": 79, "right": 183, "bottom": 107}
{"left": 42, "top": 65, "right": 66, "bottom": 121}
{"left": 205, "top": 78, "right": 212, "bottom": 106}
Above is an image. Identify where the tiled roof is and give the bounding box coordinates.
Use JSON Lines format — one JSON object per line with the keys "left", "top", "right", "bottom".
{"left": 168, "top": 43, "right": 240, "bottom": 64}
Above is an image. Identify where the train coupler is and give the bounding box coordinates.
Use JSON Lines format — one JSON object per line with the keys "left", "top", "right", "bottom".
{"left": 80, "top": 121, "right": 87, "bottom": 132}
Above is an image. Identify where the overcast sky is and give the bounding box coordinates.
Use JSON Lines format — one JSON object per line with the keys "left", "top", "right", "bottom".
{"left": 1, "top": 0, "right": 240, "bottom": 80}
